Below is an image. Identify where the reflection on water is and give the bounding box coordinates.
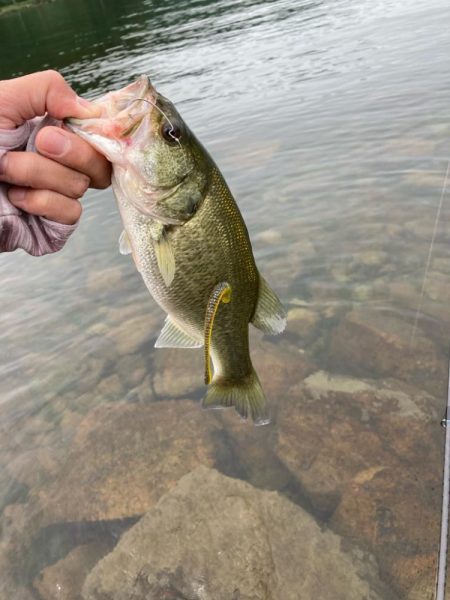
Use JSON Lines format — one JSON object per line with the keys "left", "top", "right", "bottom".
{"left": 1, "top": 0, "right": 450, "bottom": 597}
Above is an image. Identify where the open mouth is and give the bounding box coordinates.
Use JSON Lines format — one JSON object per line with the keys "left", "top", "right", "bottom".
{"left": 65, "top": 76, "right": 157, "bottom": 140}
{"left": 64, "top": 75, "right": 158, "bottom": 161}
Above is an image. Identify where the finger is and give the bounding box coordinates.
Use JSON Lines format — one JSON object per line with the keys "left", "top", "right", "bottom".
{"left": 8, "top": 187, "right": 82, "bottom": 225}
{"left": 0, "top": 151, "right": 89, "bottom": 199}
{"left": 0, "top": 70, "right": 100, "bottom": 129}
{"left": 36, "top": 126, "right": 111, "bottom": 189}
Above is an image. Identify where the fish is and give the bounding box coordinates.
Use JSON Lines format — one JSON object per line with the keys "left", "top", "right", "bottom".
{"left": 67, "top": 75, "right": 286, "bottom": 424}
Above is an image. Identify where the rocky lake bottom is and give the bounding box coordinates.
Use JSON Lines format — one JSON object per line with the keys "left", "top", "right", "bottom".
{"left": 1, "top": 193, "right": 449, "bottom": 599}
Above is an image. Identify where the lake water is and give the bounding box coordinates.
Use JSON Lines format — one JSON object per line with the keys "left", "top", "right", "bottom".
{"left": 1, "top": 0, "right": 450, "bottom": 598}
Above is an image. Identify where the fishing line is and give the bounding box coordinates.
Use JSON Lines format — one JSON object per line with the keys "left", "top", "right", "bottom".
{"left": 426, "top": 160, "right": 450, "bottom": 600}
{"left": 405, "top": 159, "right": 450, "bottom": 598}
{"left": 410, "top": 160, "right": 450, "bottom": 347}
{"left": 130, "top": 97, "right": 181, "bottom": 144}
{"left": 130, "top": 96, "right": 192, "bottom": 186}
{"left": 436, "top": 355, "right": 450, "bottom": 600}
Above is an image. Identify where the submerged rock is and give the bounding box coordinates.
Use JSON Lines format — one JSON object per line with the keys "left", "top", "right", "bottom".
{"left": 331, "top": 467, "right": 439, "bottom": 600}
{"left": 116, "top": 353, "right": 148, "bottom": 388}
{"left": 286, "top": 305, "right": 319, "bottom": 339}
{"left": 35, "top": 401, "right": 223, "bottom": 523}
{"left": 0, "top": 502, "right": 44, "bottom": 598}
{"left": 252, "top": 228, "right": 283, "bottom": 245}
{"left": 123, "top": 374, "right": 155, "bottom": 404}
{"left": 359, "top": 250, "right": 389, "bottom": 268}
{"left": 275, "top": 370, "right": 442, "bottom": 598}
{"left": 85, "top": 266, "right": 124, "bottom": 296}
{"left": 328, "top": 306, "right": 446, "bottom": 396}
{"left": 83, "top": 466, "right": 395, "bottom": 600}
{"left": 106, "top": 312, "right": 159, "bottom": 356}
{"left": 94, "top": 373, "right": 126, "bottom": 402}
{"left": 251, "top": 335, "right": 315, "bottom": 405}
{"left": 33, "top": 542, "right": 112, "bottom": 600}
{"left": 424, "top": 270, "right": 450, "bottom": 302}
{"left": 0, "top": 574, "right": 34, "bottom": 600}
{"left": 153, "top": 348, "right": 203, "bottom": 398}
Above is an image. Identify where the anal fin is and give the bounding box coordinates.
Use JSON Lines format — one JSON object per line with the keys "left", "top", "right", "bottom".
{"left": 155, "top": 316, "right": 202, "bottom": 348}
{"left": 251, "top": 276, "right": 286, "bottom": 335}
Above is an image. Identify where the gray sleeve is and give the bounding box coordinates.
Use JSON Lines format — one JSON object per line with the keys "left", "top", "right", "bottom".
{"left": 0, "top": 116, "right": 78, "bottom": 256}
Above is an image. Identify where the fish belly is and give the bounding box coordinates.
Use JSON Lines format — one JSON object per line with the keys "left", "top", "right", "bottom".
{"left": 118, "top": 169, "right": 259, "bottom": 377}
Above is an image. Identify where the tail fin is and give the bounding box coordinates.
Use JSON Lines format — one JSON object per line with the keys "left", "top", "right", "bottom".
{"left": 202, "top": 367, "right": 270, "bottom": 426}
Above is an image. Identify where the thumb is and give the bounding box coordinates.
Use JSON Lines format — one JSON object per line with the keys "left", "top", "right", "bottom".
{"left": 0, "top": 70, "right": 100, "bottom": 129}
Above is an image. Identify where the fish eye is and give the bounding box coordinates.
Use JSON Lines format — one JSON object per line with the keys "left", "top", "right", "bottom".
{"left": 161, "top": 121, "right": 182, "bottom": 144}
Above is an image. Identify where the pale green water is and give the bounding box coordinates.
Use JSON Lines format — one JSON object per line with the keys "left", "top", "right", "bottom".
{"left": 1, "top": 0, "right": 450, "bottom": 598}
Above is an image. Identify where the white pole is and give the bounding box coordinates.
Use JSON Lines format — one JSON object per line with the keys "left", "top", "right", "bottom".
{"left": 436, "top": 361, "right": 450, "bottom": 600}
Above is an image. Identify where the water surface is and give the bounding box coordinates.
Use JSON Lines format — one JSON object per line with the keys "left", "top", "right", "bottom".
{"left": 1, "top": 0, "right": 450, "bottom": 598}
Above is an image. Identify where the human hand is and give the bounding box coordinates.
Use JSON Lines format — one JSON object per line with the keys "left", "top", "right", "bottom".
{"left": 0, "top": 70, "right": 111, "bottom": 224}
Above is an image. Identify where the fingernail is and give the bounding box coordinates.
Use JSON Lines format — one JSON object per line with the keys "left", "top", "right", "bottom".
{"left": 9, "top": 187, "right": 26, "bottom": 203}
{"left": 76, "top": 96, "right": 101, "bottom": 117}
{"left": 39, "top": 129, "right": 71, "bottom": 156}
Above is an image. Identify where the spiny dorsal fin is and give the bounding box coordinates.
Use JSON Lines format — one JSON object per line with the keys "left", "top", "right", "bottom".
{"left": 119, "top": 230, "right": 132, "bottom": 255}
{"left": 251, "top": 276, "right": 287, "bottom": 335}
{"left": 155, "top": 316, "right": 203, "bottom": 348}
{"left": 204, "top": 282, "right": 232, "bottom": 384}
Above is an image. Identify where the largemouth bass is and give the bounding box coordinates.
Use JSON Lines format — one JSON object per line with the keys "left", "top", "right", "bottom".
{"left": 67, "top": 76, "right": 286, "bottom": 424}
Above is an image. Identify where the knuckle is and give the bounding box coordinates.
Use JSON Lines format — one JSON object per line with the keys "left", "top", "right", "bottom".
{"left": 95, "top": 165, "right": 112, "bottom": 190}
{"left": 58, "top": 197, "right": 82, "bottom": 225}
{"left": 42, "top": 69, "right": 64, "bottom": 85}
{"left": 72, "top": 201, "right": 82, "bottom": 223}
{"left": 16, "top": 189, "right": 46, "bottom": 214}
{"left": 21, "top": 154, "right": 40, "bottom": 185}
{"left": 35, "top": 191, "right": 53, "bottom": 215}
{"left": 11, "top": 189, "right": 32, "bottom": 210}
{"left": 71, "top": 174, "right": 90, "bottom": 198}
{"left": 97, "top": 178, "right": 110, "bottom": 190}
{"left": 3, "top": 152, "right": 38, "bottom": 184}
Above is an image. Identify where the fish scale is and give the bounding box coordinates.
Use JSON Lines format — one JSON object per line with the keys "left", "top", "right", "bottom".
{"left": 67, "top": 75, "right": 286, "bottom": 424}
{"left": 122, "top": 166, "right": 258, "bottom": 381}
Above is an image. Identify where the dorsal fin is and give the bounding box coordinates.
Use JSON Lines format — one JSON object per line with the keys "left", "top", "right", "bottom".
{"left": 251, "top": 276, "right": 286, "bottom": 335}
{"left": 155, "top": 316, "right": 202, "bottom": 348}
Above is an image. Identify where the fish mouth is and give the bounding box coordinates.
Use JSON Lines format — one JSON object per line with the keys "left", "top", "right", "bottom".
{"left": 105, "top": 75, "right": 156, "bottom": 116}
{"left": 65, "top": 75, "right": 158, "bottom": 160}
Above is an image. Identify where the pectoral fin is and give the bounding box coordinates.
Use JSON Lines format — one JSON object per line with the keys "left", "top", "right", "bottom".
{"left": 155, "top": 316, "right": 202, "bottom": 348}
{"left": 154, "top": 233, "right": 175, "bottom": 287}
{"left": 119, "top": 230, "right": 132, "bottom": 255}
{"left": 204, "top": 282, "right": 232, "bottom": 385}
{"left": 251, "top": 276, "right": 287, "bottom": 334}
{"left": 148, "top": 222, "right": 176, "bottom": 287}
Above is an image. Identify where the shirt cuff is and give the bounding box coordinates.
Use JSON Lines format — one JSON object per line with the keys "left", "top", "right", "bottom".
{"left": 0, "top": 116, "right": 79, "bottom": 256}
